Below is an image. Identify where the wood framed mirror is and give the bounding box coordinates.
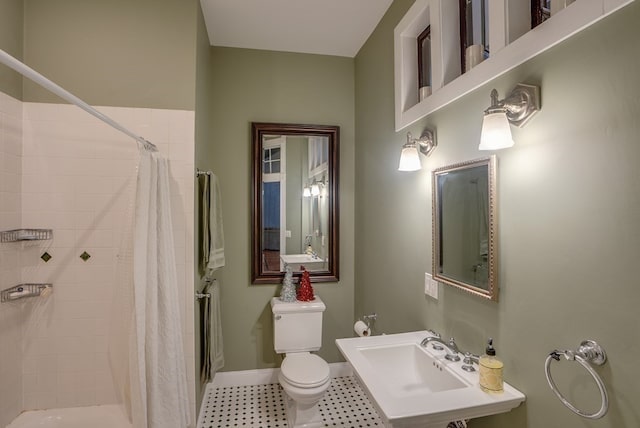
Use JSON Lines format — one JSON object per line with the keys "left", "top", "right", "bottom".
{"left": 432, "top": 156, "right": 498, "bottom": 300}
{"left": 251, "top": 122, "right": 339, "bottom": 284}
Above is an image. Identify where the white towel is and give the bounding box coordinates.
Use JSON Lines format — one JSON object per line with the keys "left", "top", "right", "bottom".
{"left": 206, "top": 173, "right": 225, "bottom": 274}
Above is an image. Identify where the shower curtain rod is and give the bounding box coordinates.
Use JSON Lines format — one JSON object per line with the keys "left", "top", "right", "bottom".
{"left": 0, "top": 49, "right": 157, "bottom": 152}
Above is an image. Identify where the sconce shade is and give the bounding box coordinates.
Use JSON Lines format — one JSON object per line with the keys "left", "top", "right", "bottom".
{"left": 311, "top": 183, "right": 320, "bottom": 196}
{"left": 303, "top": 187, "right": 311, "bottom": 197}
{"left": 479, "top": 111, "right": 515, "bottom": 150}
{"left": 398, "top": 145, "right": 422, "bottom": 171}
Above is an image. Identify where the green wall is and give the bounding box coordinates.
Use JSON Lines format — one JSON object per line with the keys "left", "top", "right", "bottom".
{"left": 205, "top": 46, "right": 355, "bottom": 371}
{"left": 194, "top": 2, "right": 214, "bottom": 411}
{"left": 355, "top": 1, "right": 640, "bottom": 427}
{"left": 0, "top": 0, "right": 24, "bottom": 99}
{"left": 22, "top": 0, "right": 197, "bottom": 109}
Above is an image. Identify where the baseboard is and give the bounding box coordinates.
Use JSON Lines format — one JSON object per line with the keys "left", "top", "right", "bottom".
{"left": 210, "top": 362, "right": 352, "bottom": 388}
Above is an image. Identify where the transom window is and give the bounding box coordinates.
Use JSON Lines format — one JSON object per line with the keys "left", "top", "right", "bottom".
{"left": 263, "top": 146, "right": 281, "bottom": 174}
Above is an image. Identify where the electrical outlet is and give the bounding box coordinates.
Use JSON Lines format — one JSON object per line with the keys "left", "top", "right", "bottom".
{"left": 424, "top": 273, "right": 430, "bottom": 294}
{"left": 285, "top": 230, "right": 292, "bottom": 238}
{"left": 424, "top": 273, "right": 438, "bottom": 299}
{"left": 430, "top": 277, "right": 439, "bottom": 300}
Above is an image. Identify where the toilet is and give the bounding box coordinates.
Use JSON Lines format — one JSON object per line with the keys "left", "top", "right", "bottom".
{"left": 271, "top": 296, "right": 331, "bottom": 428}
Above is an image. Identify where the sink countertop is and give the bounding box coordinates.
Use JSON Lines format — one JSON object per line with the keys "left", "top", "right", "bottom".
{"left": 336, "top": 330, "right": 525, "bottom": 427}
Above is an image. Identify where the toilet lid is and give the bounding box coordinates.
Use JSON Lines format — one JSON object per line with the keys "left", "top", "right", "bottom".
{"left": 281, "top": 354, "right": 330, "bottom": 388}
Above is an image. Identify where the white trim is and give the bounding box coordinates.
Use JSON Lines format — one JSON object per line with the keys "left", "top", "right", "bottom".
{"left": 279, "top": 141, "right": 287, "bottom": 257}
{"left": 262, "top": 136, "right": 287, "bottom": 257}
{"left": 489, "top": 0, "right": 508, "bottom": 54}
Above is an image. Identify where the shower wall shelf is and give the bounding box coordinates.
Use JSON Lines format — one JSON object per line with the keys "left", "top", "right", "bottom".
{"left": 0, "top": 229, "right": 53, "bottom": 242}
{"left": 1, "top": 284, "right": 53, "bottom": 303}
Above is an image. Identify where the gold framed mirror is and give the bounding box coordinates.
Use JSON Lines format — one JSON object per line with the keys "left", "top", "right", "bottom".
{"left": 432, "top": 156, "right": 497, "bottom": 300}
{"left": 251, "top": 122, "right": 339, "bottom": 284}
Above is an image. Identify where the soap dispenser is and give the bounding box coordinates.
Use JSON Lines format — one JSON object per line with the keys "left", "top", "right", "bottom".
{"left": 479, "top": 338, "right": 504, "bottom": 393}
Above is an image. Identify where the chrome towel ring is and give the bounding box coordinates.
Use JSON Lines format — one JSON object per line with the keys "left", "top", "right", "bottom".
{"left": 544, "top": 340, "right": 608, "bottom": 419}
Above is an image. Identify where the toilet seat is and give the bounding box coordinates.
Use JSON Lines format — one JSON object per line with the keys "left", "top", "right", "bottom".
{"left": 280, "top": 353, "right": 330, "bottom": 389}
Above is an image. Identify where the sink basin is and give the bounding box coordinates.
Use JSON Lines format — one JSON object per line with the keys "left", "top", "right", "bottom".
{"left": 360, "top": 344, "right": 466, "bottom": 395}
{"left": 336, "top": 331, "right": 525, "bottom": 428}
{"left": 280, "top": 253, "right": 325, "bottom": 271}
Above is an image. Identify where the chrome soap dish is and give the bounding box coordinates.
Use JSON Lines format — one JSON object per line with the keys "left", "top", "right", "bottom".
{"left": 1, "top": 284, "right": 53, "bottom": 302}
{"left": 0, "top": 229, "right": 53, "bottom": 242}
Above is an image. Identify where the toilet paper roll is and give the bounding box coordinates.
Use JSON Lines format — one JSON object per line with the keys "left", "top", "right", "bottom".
{"left": 354, "top": 321, "right": 371, "bottom": 337}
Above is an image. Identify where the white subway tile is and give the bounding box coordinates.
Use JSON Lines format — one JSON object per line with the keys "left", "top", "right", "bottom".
{"left": 148, "top": 109, "right": 171, "bottom": 143}
{"left": 36, "top": 391, "right": 58, "bottom": 409}
{"left": 22, "top": 373, "right": 38, "bottom": 395}
{"left": 13, "top": 103, "right": 195, "bottom": 410}
{"left": 22, "top": 393, "right": 38, "bottom": 411}
{"left": 1, "top": 171, "right": 20, "bottom": 192}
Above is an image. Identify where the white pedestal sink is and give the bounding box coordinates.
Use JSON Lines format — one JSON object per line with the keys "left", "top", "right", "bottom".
{"left": 336, "top": 331, "right": 525, "bottom": 428}
{"left": 280, "top": 253, "right": 325, "bottom": 271}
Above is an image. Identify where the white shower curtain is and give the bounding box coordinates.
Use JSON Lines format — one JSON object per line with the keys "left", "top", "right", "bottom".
{"left": 127, "top": 147, "right": 191, "bottom": 428}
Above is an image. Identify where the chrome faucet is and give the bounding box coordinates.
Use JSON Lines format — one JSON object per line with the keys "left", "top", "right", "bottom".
{"left": 421, "top": 336, "right": 461, "bottom": 362}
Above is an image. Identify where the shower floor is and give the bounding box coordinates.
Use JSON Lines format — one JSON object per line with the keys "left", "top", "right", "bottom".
{"left": 197, "top": 376, "right": 383, "bottom": 427}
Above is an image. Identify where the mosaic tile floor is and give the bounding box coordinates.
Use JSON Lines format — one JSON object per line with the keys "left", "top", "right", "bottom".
{"left": 197, "top": 376, "right": 383, "bottom": 428}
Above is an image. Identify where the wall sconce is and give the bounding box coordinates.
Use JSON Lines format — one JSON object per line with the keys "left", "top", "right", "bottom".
{"left": 398, "top": 129, "right": 436, "bottom": 171}
{"left": 310, "top": 182, "right": 321, "bottom": 197}
{"left": 304, "top": 178, "right": 326, "bottom": 197}
{"left": 479, "top": 83, "right": 540, "bottom": 150}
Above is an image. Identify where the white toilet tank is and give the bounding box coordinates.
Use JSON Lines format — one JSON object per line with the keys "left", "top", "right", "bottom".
{"left": 271, "top": 297, "right": 326, "bottom": 353}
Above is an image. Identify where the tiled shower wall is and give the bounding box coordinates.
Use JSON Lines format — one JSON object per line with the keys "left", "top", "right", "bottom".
{"left": 0, "top": 95, "right": 195, "bottom": 425}
{"left": 0, "top": 92, "right": 24, "bottom": 427}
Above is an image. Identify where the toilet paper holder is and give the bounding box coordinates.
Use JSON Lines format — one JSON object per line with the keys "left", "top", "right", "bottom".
{"left": 361, "top": 313, "right": 378, "bottom": 328}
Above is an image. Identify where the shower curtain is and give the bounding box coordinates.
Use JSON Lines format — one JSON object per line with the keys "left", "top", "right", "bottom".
{"left": 131, "top": 147, "right": 191, "bottom": 428}
{"left": 109, "top": 146, "right": 191, "bottom": 428}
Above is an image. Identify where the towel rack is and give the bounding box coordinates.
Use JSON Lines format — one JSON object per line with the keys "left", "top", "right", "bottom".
{"left": 196, "top": 168, "right": 212, "bottom": 177}
{"left": 195, "top": 278, "right": 217, "bottom": 300}
{"left": 544, "top": 339, "right": 608, "bottom": 419}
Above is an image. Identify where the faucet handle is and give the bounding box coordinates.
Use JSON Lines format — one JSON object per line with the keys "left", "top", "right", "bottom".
{"left": 461, "top": 352, "right": 479, "bottom": 372}
{"left": 463, "top": 352, "right": 479, "bottom": 365}
{"left": 427, "top": 329, "right": 440, "bottom": 338}
{"left": 426, "top": 330, "right": 442, "bottom": 349}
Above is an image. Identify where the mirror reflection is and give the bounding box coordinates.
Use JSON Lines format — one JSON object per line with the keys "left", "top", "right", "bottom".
{"left": 252, "top": 123, "right": 339, "bottom": 284}
{"left": 432, "top": 156, "right": 497, "bottom": 300}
